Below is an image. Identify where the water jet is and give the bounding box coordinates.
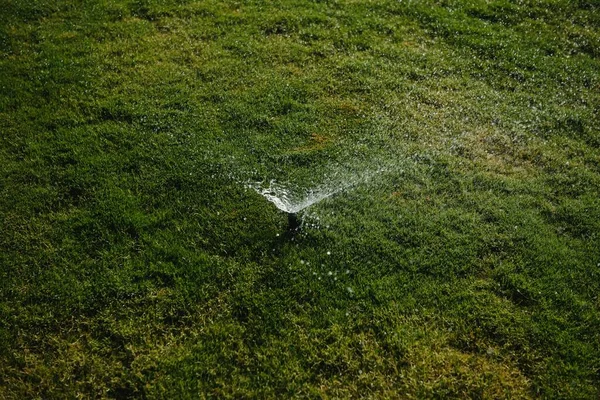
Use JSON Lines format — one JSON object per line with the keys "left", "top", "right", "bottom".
{"left": 247, "top": 166, "right": 391, "bottom": 232}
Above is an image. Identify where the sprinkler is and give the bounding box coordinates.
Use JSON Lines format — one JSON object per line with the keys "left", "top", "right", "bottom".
{"left": 248, "top": 176, "right": 373, "bottom": 233}
{"left": 287, "top": 212, "right": 300, "bottom": 231}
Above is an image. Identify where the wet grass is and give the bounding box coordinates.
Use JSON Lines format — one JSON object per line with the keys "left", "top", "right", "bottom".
{"left": 1, "top": 0, "right": 599, "bottom": 398}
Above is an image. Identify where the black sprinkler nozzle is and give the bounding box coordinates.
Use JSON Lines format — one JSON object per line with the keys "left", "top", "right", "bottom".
{"left": 287, "top": 212, "right": 300, "bottom": 231}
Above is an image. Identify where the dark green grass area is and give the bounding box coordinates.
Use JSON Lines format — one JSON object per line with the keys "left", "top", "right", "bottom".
{"left": 1, "top": 0, "right": 599, "bottom": 397}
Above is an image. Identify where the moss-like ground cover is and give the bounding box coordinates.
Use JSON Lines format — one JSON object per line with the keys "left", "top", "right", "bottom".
{"left": 1, "top": 0, "right": 599, "bottom": 398}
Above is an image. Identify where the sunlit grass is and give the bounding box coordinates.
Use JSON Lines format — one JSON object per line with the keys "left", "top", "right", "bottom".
{"left": 1, "top": 0, "right": 599, "bottom": 398}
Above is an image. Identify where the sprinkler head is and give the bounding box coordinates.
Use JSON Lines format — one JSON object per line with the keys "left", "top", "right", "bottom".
{"left": 287, "top": 212, "right": 300, "bottom": 231}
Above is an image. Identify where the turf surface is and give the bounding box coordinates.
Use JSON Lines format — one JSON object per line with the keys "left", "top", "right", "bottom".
{"left": 1, "top": 0, "right": 599, "bottom": 398}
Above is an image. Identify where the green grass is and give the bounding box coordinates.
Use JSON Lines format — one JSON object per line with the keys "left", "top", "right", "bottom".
{"left": 1, "top": 0, "right": 599, "bottom": 398}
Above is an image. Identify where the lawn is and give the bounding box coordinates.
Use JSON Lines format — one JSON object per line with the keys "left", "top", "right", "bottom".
{"left": 1, "top": 0, "right": 599, "bottom": 398}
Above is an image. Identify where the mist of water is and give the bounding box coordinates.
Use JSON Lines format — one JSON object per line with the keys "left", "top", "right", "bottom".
{"left": 247, "top": 180, "right": 349, "bottom": 214}
{"left": 247, "top": 165, "right": 391, "bottom": 214}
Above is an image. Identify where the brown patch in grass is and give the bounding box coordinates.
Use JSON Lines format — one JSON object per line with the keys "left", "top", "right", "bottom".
{"left": 290, "top": 133, "right": 333, "bottom": 153}
{"left": 456, "top": 126, "right": 536, "bottom": 176}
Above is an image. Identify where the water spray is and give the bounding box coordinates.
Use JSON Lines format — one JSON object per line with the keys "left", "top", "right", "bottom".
{"left": 247, "top": 166, "right": 390, "bottom": 233}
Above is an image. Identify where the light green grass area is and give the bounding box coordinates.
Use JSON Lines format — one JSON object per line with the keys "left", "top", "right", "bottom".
{"left": 1, "top": 0, "right": 599, "bottom": 398}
